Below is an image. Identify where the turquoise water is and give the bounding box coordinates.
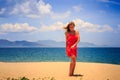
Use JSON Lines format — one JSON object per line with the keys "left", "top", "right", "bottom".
{"left": 0, "top": 48, "right": 120, "bottom": 64}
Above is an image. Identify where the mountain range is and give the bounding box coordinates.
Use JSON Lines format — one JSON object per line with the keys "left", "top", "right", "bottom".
{"left": 0, "top": 39, "right": 108, "bottom": 47}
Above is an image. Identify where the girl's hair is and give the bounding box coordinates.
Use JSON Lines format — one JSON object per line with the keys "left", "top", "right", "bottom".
{"left": 64, "top": 21, "right": 75, "bottom": 32}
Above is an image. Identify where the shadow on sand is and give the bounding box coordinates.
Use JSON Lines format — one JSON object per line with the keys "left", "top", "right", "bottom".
{"left": 71, "top": 74, "right": 84, "bottom": 80}
{"left": 72, "top": 74, "right": 83, "bottom": 77}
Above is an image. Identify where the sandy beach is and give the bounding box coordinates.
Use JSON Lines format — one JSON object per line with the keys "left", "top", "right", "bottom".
{"left": 0, "top": 62, "right": 120, "bottom": 80}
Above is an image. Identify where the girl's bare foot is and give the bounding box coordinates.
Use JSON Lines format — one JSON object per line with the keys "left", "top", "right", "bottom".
{"left": 69, "top": 73, "right": 73, "bottom": 76}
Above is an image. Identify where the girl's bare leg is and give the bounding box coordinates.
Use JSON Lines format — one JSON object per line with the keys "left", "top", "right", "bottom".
{"left": 69, "top": 55, "right": 76, "bottom": 76}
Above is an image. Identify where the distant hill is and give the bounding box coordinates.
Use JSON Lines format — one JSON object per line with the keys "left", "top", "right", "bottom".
{"left": 0, "top": 39, "right": 41, "bottom": 47}
{"left": 37, "top": 40, "right": 65, "bottom": 47}
{"left": 37, "top": 40, "right": 109, "bottom": 47}
{"left": 0, "top": 39, "right": 108, "bottom": 47}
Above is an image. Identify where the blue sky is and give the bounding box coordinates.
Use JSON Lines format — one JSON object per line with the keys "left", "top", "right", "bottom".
{"left": 0, "top": 0, "right": 120, "bottom": 46}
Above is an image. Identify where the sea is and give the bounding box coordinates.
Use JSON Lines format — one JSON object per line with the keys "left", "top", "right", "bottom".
{"left": 0, "top": 47, "right": 120, "bottom": 65}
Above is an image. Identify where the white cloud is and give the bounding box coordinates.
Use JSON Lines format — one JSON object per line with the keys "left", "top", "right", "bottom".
{"left": 0, "top": 19, "right": 114, "bottom": 34}
{"left": 51, "top": 11, "right": 70, "bottom": 19}
{"left": 73, "top": 19, "right": 114, "bottom": 32}
{"left": 26, "top": 14, "right": 41, "bottom": 18}
{"left": 36, "top": 0, "right": 52, "bottom": 15}
{"left": 0, "top": 22, "right": 65, "bottom": 34}
{"left": 39, "top": 21, "right": 65, "bottom": 32}
{"left": 100, "top": 0, "right": 120, "bottom": 5}
{"left": 0, "top": 8, "right": 6, "bottom": 14}
{"left": 37, "top": 18, "right": 114, "bottom": 33}
{"left": 73, "top": 5, "right": 82, "bottom": 12}
{"left": 9, "top": 0, "right": 70, "bottom": 19}
{"left": 10, "top": 1, "right": 32, "bottom": 15}
{"left": 0, "top": 23, "right": 38, "bottom": 33}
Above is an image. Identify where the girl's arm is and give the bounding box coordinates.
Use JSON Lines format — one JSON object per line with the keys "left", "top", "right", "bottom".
{"left": 71, "top": 31, "right": 80, "bottom": 48}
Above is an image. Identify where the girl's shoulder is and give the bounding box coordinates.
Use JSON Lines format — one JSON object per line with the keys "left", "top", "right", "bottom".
{"left": 75, "top": 30, "right": 79, "bottom": 34}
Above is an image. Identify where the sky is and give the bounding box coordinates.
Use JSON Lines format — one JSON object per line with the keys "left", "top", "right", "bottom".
{"left": 0, "top": 0, "right": 120, "bottom": 47}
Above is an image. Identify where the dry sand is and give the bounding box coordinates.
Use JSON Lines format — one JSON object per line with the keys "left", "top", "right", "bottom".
{"left": 0, "top": 62, "right": 120, "bottom": 80}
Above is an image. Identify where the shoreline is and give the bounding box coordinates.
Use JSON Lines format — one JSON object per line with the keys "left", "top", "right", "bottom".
{"left": 0, "top": 61, "right": 119, "bottom": 65}
{"left": 0, "top": 62, "right": 120, "bottom": 80}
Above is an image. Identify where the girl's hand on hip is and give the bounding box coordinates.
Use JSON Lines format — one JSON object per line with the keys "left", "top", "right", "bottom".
{"left": 71, "top": 44, "right": 75, "bottom": 48}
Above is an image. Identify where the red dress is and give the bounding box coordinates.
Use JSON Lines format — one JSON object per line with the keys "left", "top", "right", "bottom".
{"left": 66, "top": 32, "right": 78, "bottom": 57}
